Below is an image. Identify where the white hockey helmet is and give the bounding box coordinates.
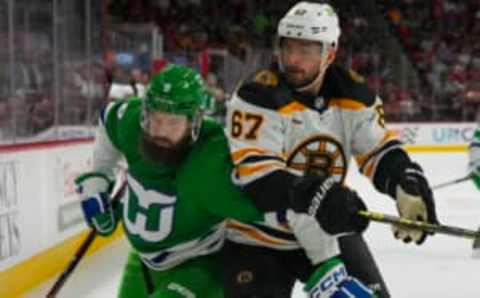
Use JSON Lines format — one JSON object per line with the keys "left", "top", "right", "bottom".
{"left": 277, "top": 2, "right": 341, "bottom": 49}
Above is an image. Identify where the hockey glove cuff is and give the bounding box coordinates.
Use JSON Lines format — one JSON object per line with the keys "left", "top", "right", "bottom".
{"left": 75, "top": 172, "right": 117, "bottom": 237}
{"left": 304, "top": 257, "right": 373, "bottom": 298}
{"left": 289, "top": 176, "right": 369, "bottom": 235}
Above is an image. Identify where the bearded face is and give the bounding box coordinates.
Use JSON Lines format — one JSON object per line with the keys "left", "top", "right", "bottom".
{"left": 139, "top": 131, "right": 191, "bottom": 166}
{"left": 139, "top": 111, "right": 193, "bottom": 166}
{"left": 278, "top": 38, "right": 331, "bottom": 90}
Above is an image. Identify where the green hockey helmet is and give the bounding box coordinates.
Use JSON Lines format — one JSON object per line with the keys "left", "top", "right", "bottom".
{"left": 142, "top": 64, "right": 210, "bottom": 140}
{"left": 143, "top": 64, "right": 208, "bottom": 118}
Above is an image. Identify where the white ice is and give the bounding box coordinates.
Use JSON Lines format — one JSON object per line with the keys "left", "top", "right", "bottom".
{"left": 26, "top": 152, "right": 480, "bottom": 297}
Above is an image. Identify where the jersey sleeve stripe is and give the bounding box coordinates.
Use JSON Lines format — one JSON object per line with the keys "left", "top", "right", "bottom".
{"left": 277, "top": 101, "right": 307, "bottom": 115}
{"left": 356, "top": 130, "right": 402, "bottom": 180}
{"left": 232, "top": 147, "right": 284, "bottom": 164}
{"left": 236, "top": 160, "right": 285, "bottom": 178}
{"left": 227, "top": 220, "right": 297, "bottom": 246}
{"left": 232, "top": 161, "right": 285, "bottom": 186}
{"left": 250, "top": 222, "right": 296, "bottom": 241}
{"left": 360, "top": 141, "right": 404, "bottom": 180}
{"left": 240, "top": 155, "right": 285, "bottom": 165}
{"left": 232, "top": 147, "right": 269, "bottom": 162}
{"left": 328, "top": 98, "right": 367, "bottom": 110}
{"left": 355, "top": 130, "right": 398, "bottom": 169}
{"left": 357, "top": 137, "right": 401, "bottom": 173}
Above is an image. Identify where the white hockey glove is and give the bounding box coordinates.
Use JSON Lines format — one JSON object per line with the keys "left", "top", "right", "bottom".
{"left": 304, "top": 257, "right": 373, "bottom": 298}
{"left": 75, "top": 172, "right": 117, "bottom": 237}
{"left": 393, "top": 163, "right": 439, "bottom": 244}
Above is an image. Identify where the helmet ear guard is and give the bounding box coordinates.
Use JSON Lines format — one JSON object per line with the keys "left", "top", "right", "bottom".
{"left": 190, "top": 108, "right": 204, "bottom": 142}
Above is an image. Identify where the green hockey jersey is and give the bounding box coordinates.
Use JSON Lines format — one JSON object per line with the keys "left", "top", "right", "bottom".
{"left": 100, "top": 98, "right": 262, "bottom": 270}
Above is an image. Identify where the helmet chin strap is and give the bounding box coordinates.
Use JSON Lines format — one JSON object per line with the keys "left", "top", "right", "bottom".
{"left": 190, "top": 109, "right": 204, "bottom": 142}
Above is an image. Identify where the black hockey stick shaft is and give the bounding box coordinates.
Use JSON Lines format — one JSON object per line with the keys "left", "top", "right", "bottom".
{"left": 431, "top": 174, "right": 472, "bottom": 190}
{"left": 141, "top": 260, "right": 155, "bottom": 294}
{"left": 358, "top": 210, "right": 480, "bottom": 240}
{"left": 46, "top": 181, "right": 127, "bottom": 298}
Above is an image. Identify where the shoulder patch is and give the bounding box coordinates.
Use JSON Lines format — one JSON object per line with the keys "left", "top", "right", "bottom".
{"left": 253, "top": 70, "right": 279, "bottom": 87}
{"left": 237, "top": 69, "right": 294, "bottom": 111}
{"left": 323, "top": 65, "right": 375, "bottom": 107}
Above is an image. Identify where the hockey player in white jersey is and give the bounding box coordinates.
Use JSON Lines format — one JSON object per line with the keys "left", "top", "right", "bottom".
{"left": 223, "top": 2, "right": 439, "bottom": 298}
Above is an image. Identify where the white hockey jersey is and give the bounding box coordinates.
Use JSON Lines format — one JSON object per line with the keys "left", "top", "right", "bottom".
{"left": 225, "top": 64, "right": 402, "bottom": 263}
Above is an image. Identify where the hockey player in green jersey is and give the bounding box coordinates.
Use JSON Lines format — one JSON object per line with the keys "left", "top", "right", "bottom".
{"left": 467, "top": 125, "right": 480, "bottom": 256}
{"left": 74, "top": 64, "right": 264, "bottom": 297}
{"left": 468, "top": 127, "right": 480, "bottom": 190}
{"left": 75, "top": 64, "right": 373, "bottom": 297}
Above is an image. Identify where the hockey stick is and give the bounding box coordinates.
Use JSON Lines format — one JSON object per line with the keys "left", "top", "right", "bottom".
{"left": 431, "top": 174, "right": 472, "bottom": 190}
{"left": 473, "top": 227, "right": 480, "bottom": 258}
{"left": 46, "top": 181, "right": 127, "bottom": 298}
{"left": 141, "top": 260, "right": 155, "bottom": 294}
{"left": 358, "top": 210, "right": 480, "bottom": 240}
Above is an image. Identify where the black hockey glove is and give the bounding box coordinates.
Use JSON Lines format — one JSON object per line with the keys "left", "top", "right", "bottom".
{"left": 388, "top": 162, "right": 439, "bottom": 244}
{"left": 289, "top": 176, "right": 369, "bottom": 235}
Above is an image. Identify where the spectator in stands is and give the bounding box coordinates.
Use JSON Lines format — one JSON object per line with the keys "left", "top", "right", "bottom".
{"left": 0, "top": 101, "right": 11, "bottom": 140}
{"left": 31, "top": 94, "right": 54, "bottom": 133}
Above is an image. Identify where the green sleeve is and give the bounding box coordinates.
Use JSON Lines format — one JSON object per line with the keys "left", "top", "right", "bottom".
{"left": 101, "top": 98, "right": 143, "bottom": 153}
{"left": 183, "top": 127, "right": 263, "bottom": 223}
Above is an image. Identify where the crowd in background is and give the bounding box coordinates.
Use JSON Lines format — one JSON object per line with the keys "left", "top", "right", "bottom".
{"left": 109, "top": 0, "right": 480, "bottom": 122}
{"left": 381, "top": 0, "right": 480, "bottom": 121}
{"left": 2, "top": 0, "right": 480, "bottom": 143}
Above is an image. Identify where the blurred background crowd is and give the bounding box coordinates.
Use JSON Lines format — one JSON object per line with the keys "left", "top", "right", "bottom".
{"left": 1, "top": 0, "right": 479, "bottom": 143}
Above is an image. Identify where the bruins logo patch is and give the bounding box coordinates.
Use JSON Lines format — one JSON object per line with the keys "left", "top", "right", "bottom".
{"left": 286, "top": 135, "right": 347, "bottom": 183}
{"left": 253, "top": 70, "right": 279, "bottom": 87}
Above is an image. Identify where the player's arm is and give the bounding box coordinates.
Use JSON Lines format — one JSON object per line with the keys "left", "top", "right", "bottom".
{"left": 185, "top": 131, "right": 264, "bottom": 223}
{"left": 201, "top": 161, "right": 264, "bottom": 223}
{"left": 352, "top": 96, "right": 439, "bottom": 244}
{"left": 75, "top": 101, "right": 126, "bottom": 236}
{"left": 92, "top": 101, "right": 124, "bottom": 176}
{"left": 226, "top": 88, "right": 294, "bottom": 212}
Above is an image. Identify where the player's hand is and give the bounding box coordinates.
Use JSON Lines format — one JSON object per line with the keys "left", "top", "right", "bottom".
{"left": 393, "top": 162, "right": 438, "bottom": 244}
{"left": 75, "top": 172, "right": 117, "bottom": 237}
{"left": 289, "top": 176, "right": 369, "bottom": 235}
{"left": 305, "top": 257, "right": 374, "bottom": 297}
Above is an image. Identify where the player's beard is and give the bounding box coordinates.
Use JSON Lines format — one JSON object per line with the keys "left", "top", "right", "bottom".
{"left": 283, "top": 66, "right": 319, "bottom": 89}
{"left": 139, "top": 133, "right": 192, "bottom": 167}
